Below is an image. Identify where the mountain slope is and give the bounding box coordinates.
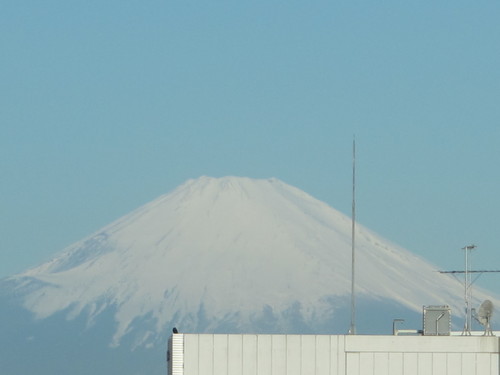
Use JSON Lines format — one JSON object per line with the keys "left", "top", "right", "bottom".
{"left": 2, "top": 176, "right": 499, "bottom": 373}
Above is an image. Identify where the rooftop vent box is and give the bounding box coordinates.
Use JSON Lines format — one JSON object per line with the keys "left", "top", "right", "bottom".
{"left": 423, "top": 305, "right": 451, "bottom": 336}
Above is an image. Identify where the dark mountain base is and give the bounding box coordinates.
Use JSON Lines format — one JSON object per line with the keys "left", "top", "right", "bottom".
{"left": 0, "top": 297, "right": 166, "bottom": 375}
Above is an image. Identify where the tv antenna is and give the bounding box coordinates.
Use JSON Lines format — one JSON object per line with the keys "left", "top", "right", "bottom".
{"left": 439, "top": 244, "right": 500, "bottom": 335}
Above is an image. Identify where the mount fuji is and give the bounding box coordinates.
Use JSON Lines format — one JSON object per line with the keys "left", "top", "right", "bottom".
{"left": 1, "top": 176, "right": 499, "bottom": 375}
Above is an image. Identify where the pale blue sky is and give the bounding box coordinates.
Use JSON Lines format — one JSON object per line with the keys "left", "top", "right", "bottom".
{"left": 2, "top": 1, "right": 500, "bottom": 292}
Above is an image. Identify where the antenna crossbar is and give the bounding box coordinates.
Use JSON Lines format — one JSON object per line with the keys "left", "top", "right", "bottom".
{"left": 439, "top": 270, "right": 500, "bottom": 274}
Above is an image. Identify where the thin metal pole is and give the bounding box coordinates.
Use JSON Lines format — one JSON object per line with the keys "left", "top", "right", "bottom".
{"left": 349, "top": 137, "right": 356, "bottom": 335}
{"left": 462, "top": 244, "right": 476, "bottom": 335}
{"left": 465, "top": 247, "right": 471, "bottom": 334}
{"left": 463, "top": 246, "right": 469, "bottom": 334}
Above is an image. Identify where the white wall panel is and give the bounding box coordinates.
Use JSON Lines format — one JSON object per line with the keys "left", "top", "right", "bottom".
{"left": 446, "top": 353, "right": 462, "bottom": 374}
{"left": 328, "top": 336, "right": 339, "bottom": 375}
{"left": 198, "top": 335, "right": 214, "bottom": 375}
{"left": 228, "top": 335, "right": 243, "bottom": 375}
{"left": 346, "top": 353, "right": 360, "bottom": 375}
{"left": 285, "top": 335, "right": 301, "bottom": 375}
{"left": 213, "top": 335, "right": 228, "bottom": 375}
{"left": 271, "top": 335, "right": 286, "bottom": 375}
{"left": 183, "top": 334, "right": 199, "bottom": 375}
{"left": 417, "top": 353, "right": 432, "bottom": 375}
{"left": 301, "top": 335, "right": 316, "bottom": 374}
{"left": 432, "top": 353, "right": 447, "bottom": 374}
{"left": 374, "top": 353, "right": 389, "bottom": 375}
{"left": 315, "top": 335, "right": 331, "bottom": 375}
{"left": 335, "top": 335, "right": 345, "bottom": 375}
{"left": 242, "top": 335, "right": 258, "bottom": 375}
{"left": 388, "top": 353, "right": 403, "bottom": 375}
{"left": 476, "top": 353, "right": 491, "bottom": 374}
{"left": 403, "top": 353, "right": 417, "bottom": 375}
{"left": 359, "top": 353, "right": 374, "bottom": 375}
{"left": 490, "top": 353, "right": 498, "bottom": 374}
{"left": 461, "top": 353, "right": 476, "bottom": 374}
{"left": 257, "top": 335, "right": 272, "bottom": 375}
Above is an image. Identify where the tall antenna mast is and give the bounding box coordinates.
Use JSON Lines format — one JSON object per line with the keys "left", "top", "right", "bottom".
{"left": 462, "top": 244, "right": 476, "bottom": 335}
{"left": 349, "top": 136, "right": 356, "bottom": 335}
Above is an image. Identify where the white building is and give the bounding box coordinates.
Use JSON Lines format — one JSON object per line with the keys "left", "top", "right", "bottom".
{"left": 168, "top": 333, "right": 499, "bottom": 375}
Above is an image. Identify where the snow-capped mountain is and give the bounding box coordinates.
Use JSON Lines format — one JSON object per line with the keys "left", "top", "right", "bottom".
{"left": 1, "top": 176, "right": 499, "bottom": 375}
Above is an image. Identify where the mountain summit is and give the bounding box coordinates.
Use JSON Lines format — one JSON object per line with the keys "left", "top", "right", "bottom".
{"left": 2, "top": 177, "right": 499, "bottom": 373}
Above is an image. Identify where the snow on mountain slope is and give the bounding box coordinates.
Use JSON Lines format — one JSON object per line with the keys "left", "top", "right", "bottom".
{"left": 7, "top": 176, "right": 500, "bottom": 346}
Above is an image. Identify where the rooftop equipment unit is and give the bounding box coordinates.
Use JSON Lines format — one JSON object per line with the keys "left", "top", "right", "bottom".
{"left": 423, "top": 305, "right": 451, "bottom": 336}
